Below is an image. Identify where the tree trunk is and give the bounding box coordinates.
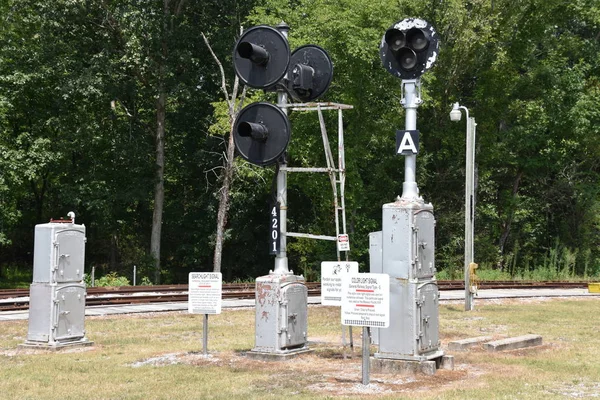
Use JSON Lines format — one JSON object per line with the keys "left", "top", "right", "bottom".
{"left": 150, "top": 1, "right": 171, "bottom": 284}
{"left": 151, "top": 87, "right": 166, "bottom": 284}
{"left": 212, "top": 121, "right": 237, "bottom": 273}
{"left": 201, "top": 29, "right": 245, "bottom": 275}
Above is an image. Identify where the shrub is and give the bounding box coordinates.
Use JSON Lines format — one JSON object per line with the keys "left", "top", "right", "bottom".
{"left": 86, "top": 272, "right": 130, "bottom": 287}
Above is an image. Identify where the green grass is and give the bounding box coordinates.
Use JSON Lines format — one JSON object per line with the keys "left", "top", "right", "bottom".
{"left": 1, "top": 299, "right": 600, "bottom": 399}
{"left": 436, "top": 266, "right": 600, "bottom": 282}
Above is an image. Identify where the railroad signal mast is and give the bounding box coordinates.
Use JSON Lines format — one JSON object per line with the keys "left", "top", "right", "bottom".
{"left": 232, "top": 22, "right": 335, "bottom": 357}
{"left": 370, "top": 18, "right": 447, "bottom": 367}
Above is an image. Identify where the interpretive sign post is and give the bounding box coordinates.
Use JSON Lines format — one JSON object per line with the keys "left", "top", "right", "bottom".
{"left": 341, "top": 273, "right": 390, "bottom": 385}
{"left": 188, "top": 272, "right": 223, "bottom": 355}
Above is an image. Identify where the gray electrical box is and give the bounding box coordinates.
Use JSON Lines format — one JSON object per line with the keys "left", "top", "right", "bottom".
{"left": 253, "top": 274, "right": 308, "bottom": 353}
{"left": 23, "top": 214, "right": 92, "bottom": 349}
{"left": 370, "top": 199, "right": 443, "bottom": 361}
{"left": 32, "top": 222, "right": 86, "bottom": 284}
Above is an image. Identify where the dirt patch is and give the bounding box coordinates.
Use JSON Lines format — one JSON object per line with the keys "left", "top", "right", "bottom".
{"left": 129, "top": 343, "right": 496, "bottom": 398}
{"left": 546, "top": 382, "right": 600, "bottom": 398}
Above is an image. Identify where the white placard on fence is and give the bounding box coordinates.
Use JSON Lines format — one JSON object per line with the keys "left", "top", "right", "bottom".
{"left": 188, "top": 272, "right": 222, "bottom": 314}
{"left": 341, "top": 273, "right": 389, "bottom": 328}
{"left": 321, "top": 261, "right": 359, "bottom": 306}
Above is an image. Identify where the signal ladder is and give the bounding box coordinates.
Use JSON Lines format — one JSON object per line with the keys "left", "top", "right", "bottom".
{"left": 279, "top": 102, "right": 353, "bottom": 262}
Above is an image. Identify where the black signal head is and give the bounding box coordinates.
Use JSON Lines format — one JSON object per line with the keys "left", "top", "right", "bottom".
{"left": 287, "top": 45, "right": 334, "bottom": 102}
{"left": 233, "top": 25, "right": 290, "bottom": 89}
{"left": 233, "top": 102, "right": 291, "bottom": 166}
{"left": 380, "top": 18, "right": 439, "bottom": 80}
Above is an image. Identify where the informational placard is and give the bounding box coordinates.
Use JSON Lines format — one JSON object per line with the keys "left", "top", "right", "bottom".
{"left": 337, "top": 233, "right": 350, "bottom": 251}
{"left": 341, "top": 273, "right": 389, "bottom": 328}
{"left": 188, "top": 272, "right": 222, "bottom": 314}
{"left": 321, "top": 261, "right": 359, "bottom": 306}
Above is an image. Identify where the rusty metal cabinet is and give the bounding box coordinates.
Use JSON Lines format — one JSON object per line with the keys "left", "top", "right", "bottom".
{"left": 253, "top": 274, "right": 308, "bottom": 353}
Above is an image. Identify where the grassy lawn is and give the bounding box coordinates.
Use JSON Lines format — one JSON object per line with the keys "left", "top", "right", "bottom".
{"left": 1, "top": 297, "right": 599, "bottom": 399}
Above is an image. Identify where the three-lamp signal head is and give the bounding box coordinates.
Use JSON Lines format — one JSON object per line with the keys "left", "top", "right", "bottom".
{"left": 380, "top": 18, "right": 439, "bottom": 80}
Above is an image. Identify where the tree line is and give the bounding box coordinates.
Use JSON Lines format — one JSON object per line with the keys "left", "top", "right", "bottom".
{"left": 1, "top": 0, "right": 599, "bottom": 284}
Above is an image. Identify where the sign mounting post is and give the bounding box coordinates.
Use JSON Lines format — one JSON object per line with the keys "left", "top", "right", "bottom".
{"left": 188, "top": 272, "right": 222, "bottom": 355}
{"left": 341, "top": 272, "right": 390, "bottom": 385}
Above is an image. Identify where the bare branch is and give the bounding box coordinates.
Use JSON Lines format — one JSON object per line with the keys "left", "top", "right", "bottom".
{"left": 200, "top": 149, "right": 226, "bottom": 158}
{"left": 230, "top": 26, "right": 245, "bottom": 107}
{"left": 234, "top": 86, "right": 248, "bottom": 115}
{"left": 203, "top": 165, "right": 224, "bottom": 191}
{"left": 111, "top": 99, "right": 133, "bottom": 118}
{"left": 110, "top": 98, "right": 155, "bottom": 136}
{"left": 201, "top": 32, "right": 229, "bottom": 101}
{"left": 204, "top": 165, "right": 224, "bottom": 175}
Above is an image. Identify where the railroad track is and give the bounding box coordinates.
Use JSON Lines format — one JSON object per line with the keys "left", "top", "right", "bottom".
{"left": 0, "top": 280, "right": 591, "bottom": 312}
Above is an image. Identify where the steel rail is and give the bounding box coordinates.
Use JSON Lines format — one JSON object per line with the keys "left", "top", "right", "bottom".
{"left": 0, "top": 281, "right": 592, "bottom": 312}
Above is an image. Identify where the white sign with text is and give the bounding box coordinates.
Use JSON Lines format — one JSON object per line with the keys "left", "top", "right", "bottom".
{"left": 321, "top": 261, "right": 359, "bottom": 306}
{"left": 188, "top": 272, "right": 222, "bottom": 314}
{"left": 341, "top": 273, "right": 389, "bottom": 328}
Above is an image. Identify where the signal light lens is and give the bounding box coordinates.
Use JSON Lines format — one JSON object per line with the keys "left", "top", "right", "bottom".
{"left": 406, "top": 28, "right": 429, "bottom": 52}
{"left": 385, "top": 29, "right": 405, "bottom": 52}
{"left": 398, "top": 48, "right": 417, "bottom": 70}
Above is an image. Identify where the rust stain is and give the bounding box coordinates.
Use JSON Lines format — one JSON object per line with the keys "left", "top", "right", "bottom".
{"left": 256, "top": 283, "right": 272, "bottom": 307}
{"left": 261, "top": 311, "right": 269, "bottom": 321}
{"left": 395, "top": 277, "right": 409, "bottom": 286}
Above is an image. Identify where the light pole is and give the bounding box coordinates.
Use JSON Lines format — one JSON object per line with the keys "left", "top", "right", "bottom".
{"left": 450, "top": 102, "right": 476, "bottom": 311}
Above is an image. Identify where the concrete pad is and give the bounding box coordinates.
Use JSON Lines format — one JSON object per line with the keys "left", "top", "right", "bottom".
{"left": 438, "top": 355, "right": 455, "bottom": 370}
{"left": 484, "top": 334, "right": 542, "bottom": 352}
{"left": 19, "top": 339, "right": 94, "bottom": 351}
{"left": 448, "top": 336, "right": 494, "bottom": 351}
{"left": 370, "top": 354, "right": 453, "bottom": 375}
{"left": 245, "top": 347, "right": 313, "bottom": 361}
{"left": 370, "top": 357, "right": 437, "bottom": 375}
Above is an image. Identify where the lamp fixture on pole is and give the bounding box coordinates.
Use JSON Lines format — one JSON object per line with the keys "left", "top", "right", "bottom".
{"left": 450, "top": 102, "right": 476, "bottom": 311}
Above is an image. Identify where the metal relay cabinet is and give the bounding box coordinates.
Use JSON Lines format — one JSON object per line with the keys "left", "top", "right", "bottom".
{"left": 32, "top": 221, "right": 86, "bottom": 284}
{"left": 24, "top": 214, "right": 92, "bottom": 348}
{"left": 253, "top": 274, "right": 308, "bottom": 353}
{"left": 369, "top": 199, "right": 443, "bottom": 361}
{"left": 27, "top": 283, "right": 87, "bottom": 343}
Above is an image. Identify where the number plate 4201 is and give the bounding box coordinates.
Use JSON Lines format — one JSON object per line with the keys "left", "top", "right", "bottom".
{"left": 269, "top": 202, "right": 280, "bottom": 255}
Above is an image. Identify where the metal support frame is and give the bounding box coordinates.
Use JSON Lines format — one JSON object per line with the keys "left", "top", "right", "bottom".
{"left": 278, "top": 102, "right": 353, "bottom": 262}
{"left": 280, "top": 102, "right": 354, "bottom": 351}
